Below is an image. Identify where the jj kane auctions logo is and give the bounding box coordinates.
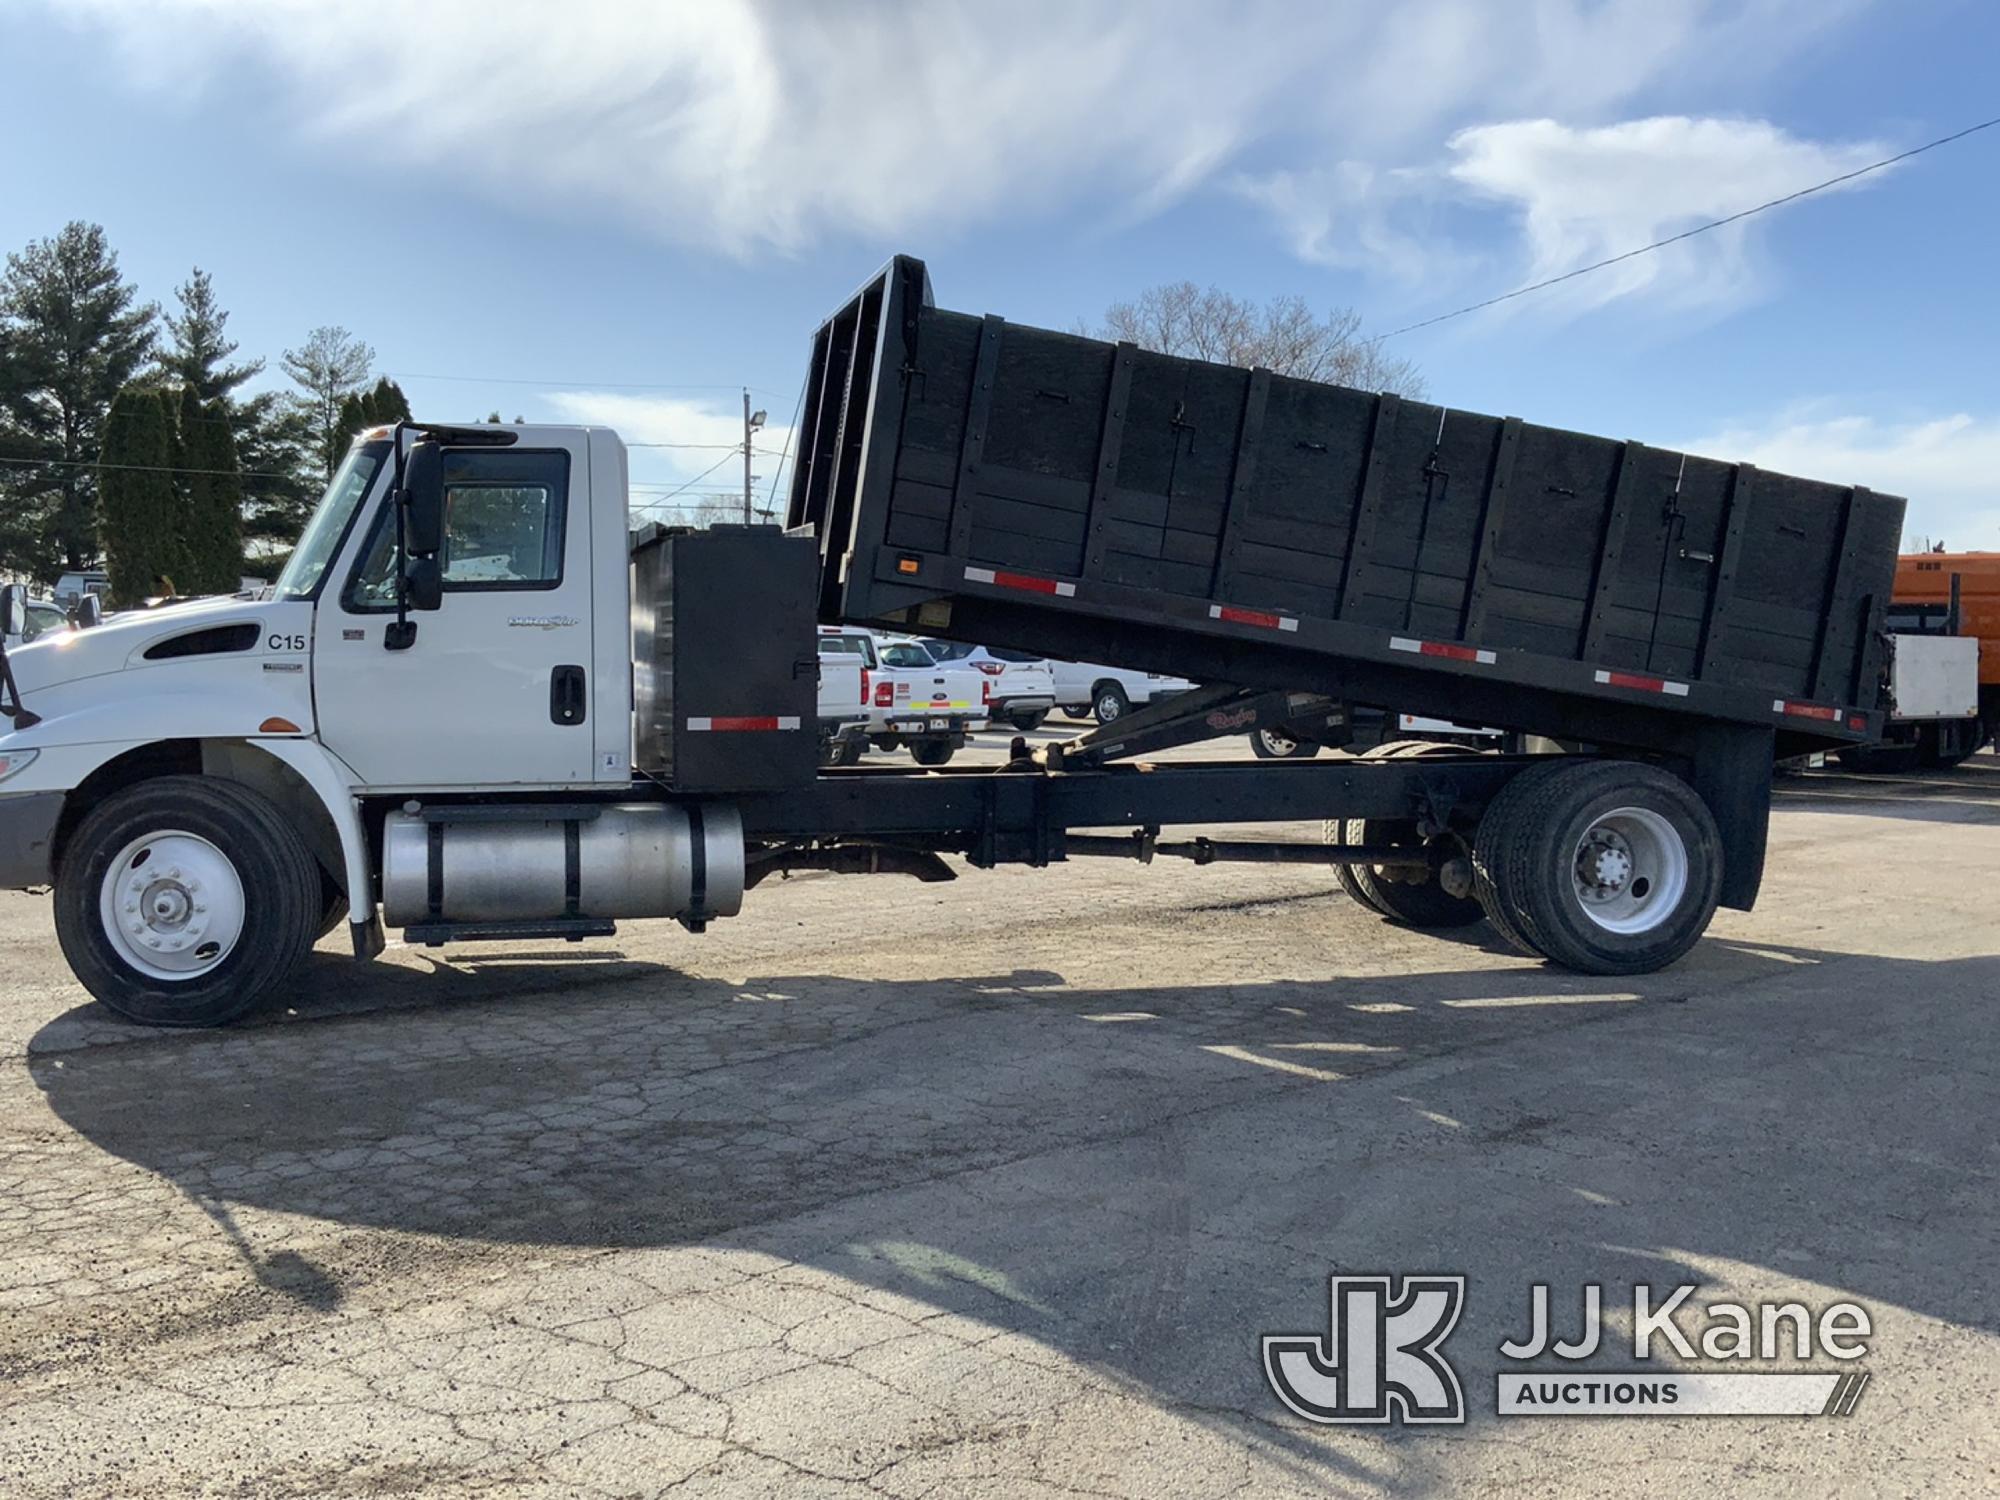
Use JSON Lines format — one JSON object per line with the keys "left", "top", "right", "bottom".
{"left": 1264, "top": 1276, "right": 1873, "bottom": 1423}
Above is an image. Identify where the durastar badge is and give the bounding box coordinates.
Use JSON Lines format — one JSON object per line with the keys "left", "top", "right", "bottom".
{"left": 508, "top": 615, "right": 580, "bottom": 630}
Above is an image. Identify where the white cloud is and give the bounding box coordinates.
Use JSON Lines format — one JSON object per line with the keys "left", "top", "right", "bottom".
{"left": 1442, "top": 117, "right": 1888, "bottom": 317}
{"left": 1683, "top": 408, "right": 2000, "bottom": 548}
{"left": 54, "top": 0, "right": 1869, "bottom": 268}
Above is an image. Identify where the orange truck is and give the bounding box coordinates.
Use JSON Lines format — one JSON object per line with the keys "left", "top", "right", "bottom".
{"left": 1855, "top": 551, "right": 2000, "bottom": 768}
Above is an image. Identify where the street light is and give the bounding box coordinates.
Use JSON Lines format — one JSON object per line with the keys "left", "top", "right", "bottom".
{"left": 743, "top": 395, "right": 768, "bottom": 523}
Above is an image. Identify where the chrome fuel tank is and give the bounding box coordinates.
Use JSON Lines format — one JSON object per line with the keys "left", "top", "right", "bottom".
{"left": 381, "top": 804, "right": 743, "bottom": 928}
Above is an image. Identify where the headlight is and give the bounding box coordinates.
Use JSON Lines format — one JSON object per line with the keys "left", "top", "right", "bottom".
{"left": 0, "top": 748, "right": 38, "bottom": 784}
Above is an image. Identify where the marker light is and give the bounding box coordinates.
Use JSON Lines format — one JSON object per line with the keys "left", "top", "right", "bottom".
{"left": 0, "top": 748, "right": 39, "bottom": 784}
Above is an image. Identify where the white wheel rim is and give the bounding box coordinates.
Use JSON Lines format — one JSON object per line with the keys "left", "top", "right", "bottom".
{"left": 1570, "top": 806, "right": 1687, "bottom": 936}
{"left": 98, "top": 830, "right": 247, "bottom": 981}
{"left": 1098, "top": 697, "right": 1121, "bottom": 721}
{"left": 1260, "top": 729, "right": 1299, "bottom": 755}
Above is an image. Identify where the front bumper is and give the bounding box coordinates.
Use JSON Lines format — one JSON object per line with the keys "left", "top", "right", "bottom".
{"left": 0, "top": 790, "right": 64, "bottom": 888}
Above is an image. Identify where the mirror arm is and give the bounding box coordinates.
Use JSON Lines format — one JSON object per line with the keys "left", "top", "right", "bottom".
{"left": 0, "top": 588, "right": 39, "bottom": 728}
{"left": 385, "top": 420, "right": 418, "bottom": 651}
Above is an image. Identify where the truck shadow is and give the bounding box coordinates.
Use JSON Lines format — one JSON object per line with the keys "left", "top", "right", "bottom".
{"left": 1773, "top": 750, "right": 2000, "bottom": 824}
{"left": 25, "top": 942, "right": 2000, "bottom": 1490}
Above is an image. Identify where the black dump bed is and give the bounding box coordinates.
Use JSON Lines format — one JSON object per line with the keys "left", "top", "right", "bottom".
{"left": 789, "top": 256, "right": 1904, "bottom": 752}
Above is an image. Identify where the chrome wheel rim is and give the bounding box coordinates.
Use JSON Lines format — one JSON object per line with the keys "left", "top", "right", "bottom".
{"left": 1570, "top": 806, "right": 1687, "bottom": 935}
{"left": 1259, "top": 729, "right": 1300, "bottom": 756}
{"left": 1096, "top": 695, "right": 1122, "bottom": 722}
{"left": 98, "top": 831, "right": 246, "bottom": 981}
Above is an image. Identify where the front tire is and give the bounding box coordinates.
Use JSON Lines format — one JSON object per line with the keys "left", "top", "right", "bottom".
{"left": 55, "top": 776, "right": 322, "bottom": 1027}
{"left": 1091, "top": 683, "right": 1130, "bottom": 725}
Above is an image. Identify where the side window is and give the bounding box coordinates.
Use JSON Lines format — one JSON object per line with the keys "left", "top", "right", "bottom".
{"left": 345, "top": 449, "right": 571, "bottom": 610}
{"left": 23, "top": 604, "right": 63, "bottom": 641}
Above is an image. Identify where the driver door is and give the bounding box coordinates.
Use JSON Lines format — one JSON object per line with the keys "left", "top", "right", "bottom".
{"left": 312, "top": 437, "right": 599, "bottom": 789}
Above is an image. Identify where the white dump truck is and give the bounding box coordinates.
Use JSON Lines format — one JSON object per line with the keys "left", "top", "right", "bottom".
{"left": 0, "top": 256, "right": 1904, "bottom": 1028}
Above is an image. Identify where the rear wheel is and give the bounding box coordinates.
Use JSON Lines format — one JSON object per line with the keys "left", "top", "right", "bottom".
{"left": 1250, "top": 726, "right": 1317, "bottom": 759}
{"left": 55, "top": 776, "right": 322, "bottom": 1026}
{"left": 1091, "top": 683, "right": 1130, "bottom": 725}
{"left": 1336, "top": 742, "right": 1482, "bottom": 928}
{"left": 1007, "top": 709, "right": 1050, "bottom": 732}
{"left": 1477, "top": 761, "right": 1722, "bottom": 975}
{"left": 909, "top": 739, "right": 956, "bottom": 767}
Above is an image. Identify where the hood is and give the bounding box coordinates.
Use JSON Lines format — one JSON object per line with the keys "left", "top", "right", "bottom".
{"left": 5, "top": 594, "right": 289, "bottom": 698}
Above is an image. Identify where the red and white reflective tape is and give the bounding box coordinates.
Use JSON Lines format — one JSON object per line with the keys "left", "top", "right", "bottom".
{"left": 964, "top": 566, "right": 1076, "bottom": 598}
{"left": 1209, "top": 603, "right": 1299, "bottom": 632}
{"left": 685, "top": 716, "right": 802, "bottom": 732}
{"left": 1390, "top": 636, "right": 1496, "bottom": 665}
{"left": 1594, "top": 668, "right": 1691, "bottom": 698}
{"left": 1772, "top": 699, "right": 1841, "bottom": 723}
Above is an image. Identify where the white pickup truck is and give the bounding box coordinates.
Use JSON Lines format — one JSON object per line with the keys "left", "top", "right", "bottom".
{"left": 815, "top": 654, "right": 868, "bottom": 767}
{"left": 816, "top": 629, "right": 987, "bottom": 765}
{"left": 1049, "top": 660, "right": 1194, "bottom": 725}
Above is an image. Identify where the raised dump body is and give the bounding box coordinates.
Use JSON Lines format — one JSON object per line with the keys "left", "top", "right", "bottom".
{"left": 789, "top": 256, "right": 1905, "bottom": 754}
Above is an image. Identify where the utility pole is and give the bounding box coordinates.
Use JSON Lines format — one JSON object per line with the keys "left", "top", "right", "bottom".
{"left": 742, "top": 390, "right": 767, "bottom": 525}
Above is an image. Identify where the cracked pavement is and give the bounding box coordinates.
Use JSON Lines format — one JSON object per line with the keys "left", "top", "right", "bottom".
{"left": 0, "top": 746, "right": 1996, "bottom": 1497}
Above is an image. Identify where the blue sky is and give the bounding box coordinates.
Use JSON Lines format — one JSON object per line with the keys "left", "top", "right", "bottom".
{"left": 3, "top": 0, "right": 1994, "bottom": 544}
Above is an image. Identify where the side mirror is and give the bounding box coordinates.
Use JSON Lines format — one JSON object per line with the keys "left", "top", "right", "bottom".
{"left": 0, "top": 584, "right": 24, "bottom": 638}
{"left": 402, "top": 441, "right": 446, "bottom": 558}
{"left": 74, "top": 594, "right": 104, "bottom": 630}
{"left": 405, "top": 556, "right": 444, "bottom": 612}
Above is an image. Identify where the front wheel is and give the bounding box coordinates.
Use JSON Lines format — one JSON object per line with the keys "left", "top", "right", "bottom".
{"left": 55, "top": 776, "right": 323, "bottom": 1027}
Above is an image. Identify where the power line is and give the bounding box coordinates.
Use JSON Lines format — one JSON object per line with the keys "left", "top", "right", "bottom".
{"left": 386, "top": 370, "right": 793, "bottom": 401}
{"left": 764, "top": 378, "right": 808, "bottom": 517}
{"left": 630, "top": 450, "right": 739, "bottom": 511}
{"left": 1378, "top": 113, "right": 2000, "bottom": 340}
{"left": 0, "top": 455, "right": 304, "bottom": 484}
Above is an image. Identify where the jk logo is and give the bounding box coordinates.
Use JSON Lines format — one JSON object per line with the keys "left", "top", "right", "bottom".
{"left": 1263, "top": 1275, "right": 1467, "bottom": 1424}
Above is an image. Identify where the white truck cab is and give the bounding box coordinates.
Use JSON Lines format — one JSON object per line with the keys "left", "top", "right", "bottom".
{"left": 0, "top": 423, "right": 644, "bottom": 1024}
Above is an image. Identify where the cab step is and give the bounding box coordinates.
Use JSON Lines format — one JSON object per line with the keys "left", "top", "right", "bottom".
{"left": 401, "top": 918, "right": 617, "bottom": 948}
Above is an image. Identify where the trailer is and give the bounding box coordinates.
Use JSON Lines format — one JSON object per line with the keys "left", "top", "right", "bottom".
{"left": 0, "top": 256, "right": 1904, "bottom": 1027}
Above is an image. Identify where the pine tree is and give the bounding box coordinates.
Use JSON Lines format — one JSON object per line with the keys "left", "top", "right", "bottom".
{"left": 0, "top": 223, "right": 156, "bottom": 579}
{"left": 99, "top": 384, "right": 187, "bottom": 605}
{"left": 176, "top": 384, "right": 243, "bottom": 594}
{"left": 333, "top": 375, "right": 413, "bottom": 456}
{"left": 163, "top": 268, "right": 261, "bottom": 404}
{"left": 237, "top": 390, "right": 318, "bottom": 546}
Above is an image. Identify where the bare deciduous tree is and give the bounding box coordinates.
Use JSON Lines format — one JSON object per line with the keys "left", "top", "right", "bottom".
{"left": 1092, "top": 283, "right": 1424, "bottom": 398}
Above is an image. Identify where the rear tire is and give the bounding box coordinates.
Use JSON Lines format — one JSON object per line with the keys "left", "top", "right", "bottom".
{"left": 1338, "top": 742, "right": 1482, "bottom": 928}
{"left": 1091, "top": 683, "right": 1130, "bottom": 725}
{"left": 55, "top": 776, "right": 322, "bottom": 1027}
{"left": 1479, "top": 761, "right": 1722, "bottom": 975}
{"left": 909, "top": 739, "right": 955, "bottom": 767}
{"left": 1008, "top": 709, "right": 1050, "bottom": 732}
{"left": 1250, "top": 726, "right": 1317, "bottom": 759}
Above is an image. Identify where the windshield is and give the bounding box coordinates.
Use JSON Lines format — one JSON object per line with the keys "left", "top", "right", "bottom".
{"left": 274, "top": 441, "right": 390, "bottom": 601}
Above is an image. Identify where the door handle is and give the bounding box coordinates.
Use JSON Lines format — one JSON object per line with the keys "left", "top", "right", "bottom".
{"left": 551, "top": 664, "right": 587, "bottom": 726}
